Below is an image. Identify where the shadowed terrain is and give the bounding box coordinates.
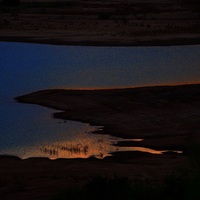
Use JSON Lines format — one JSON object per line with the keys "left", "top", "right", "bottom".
{"left": 0, "top": 0, "right": 200, "bottom": 46}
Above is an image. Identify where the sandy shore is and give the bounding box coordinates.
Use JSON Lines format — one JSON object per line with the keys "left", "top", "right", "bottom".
{"left": 0, "top": 84, "right": 198, "bottom": 199}
{"left": 0, "top": 0, "right": 200, "bottom": 46}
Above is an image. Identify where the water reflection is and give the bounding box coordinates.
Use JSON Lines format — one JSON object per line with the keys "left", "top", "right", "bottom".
{"left": 39, "top": 143, "right": 89, "bottom": 157}
{"left": 1, "top": 42, "right": 194, "bottom": 159}
{"left": 0, "top": 102, "right": 183, "bottom": 160}
{"left": 23, "top": 133, "right": 122, "bottom": 159}
{"left": 0, "top": 102, "right": 183, "bottom": 159}
{"left": 117, "top": 147, "right": 182, "bottom": 155}
{"left": 1, "top": 42, "right": 200, "bottom": 101}
{"left": 28, "top": 137, "right": 182, "bottom": 160}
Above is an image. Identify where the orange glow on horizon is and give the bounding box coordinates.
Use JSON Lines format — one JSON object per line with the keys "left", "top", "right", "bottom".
{"left": 54, "top": 82, "right": 200, "bottom": 91}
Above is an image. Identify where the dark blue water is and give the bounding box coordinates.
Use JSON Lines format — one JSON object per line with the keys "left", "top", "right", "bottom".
{"left": 0, "top": 42, "right": 199, "bottom": 159}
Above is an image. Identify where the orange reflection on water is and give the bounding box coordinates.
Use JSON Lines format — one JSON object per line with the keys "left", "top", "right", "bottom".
{"left": 35, "top": 136, "right": 120, "bottom": 159}
{"left": 25, "top": 137, "right": 182, "bottom": 160}
{"left": 118, "top": 147, "right": 163, "bottom": 154}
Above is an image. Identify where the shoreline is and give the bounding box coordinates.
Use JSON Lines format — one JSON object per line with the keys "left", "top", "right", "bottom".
{"left": 15, "top": 83, "right": 200, "bottom": 149}
{"left": 1, "top": 84, "right": 200, "bottom": 199}
{"left": 1, "top": 35, "right": 200, "bottom": 47}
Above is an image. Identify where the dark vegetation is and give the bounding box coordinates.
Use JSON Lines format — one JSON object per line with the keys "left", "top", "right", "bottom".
{"left": 52, "top": 142, "right": 200, "bottom": 200}
{"left": 51, "top": 172, "right": 200, "bottom": 200}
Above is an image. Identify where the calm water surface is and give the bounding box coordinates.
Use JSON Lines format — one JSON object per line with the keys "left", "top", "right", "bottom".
{"left": 0, "top": 42, "right": 199, "bottom": 159}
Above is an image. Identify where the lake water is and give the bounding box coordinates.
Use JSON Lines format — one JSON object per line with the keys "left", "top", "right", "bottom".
{"left": 0, "top": 42, "right": 199, "bottom": 159}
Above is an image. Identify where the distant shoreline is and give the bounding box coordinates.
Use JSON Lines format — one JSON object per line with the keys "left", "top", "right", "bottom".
{"left": 1, "top": 0, "right": 200, "bottom": 47}
{"left": 1, "top": 35, "right": 200, "bottom": 47}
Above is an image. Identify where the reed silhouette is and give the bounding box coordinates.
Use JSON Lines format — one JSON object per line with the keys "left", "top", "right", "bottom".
{"left": 39, "top": 143, "right": 89, "bottom": 156}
